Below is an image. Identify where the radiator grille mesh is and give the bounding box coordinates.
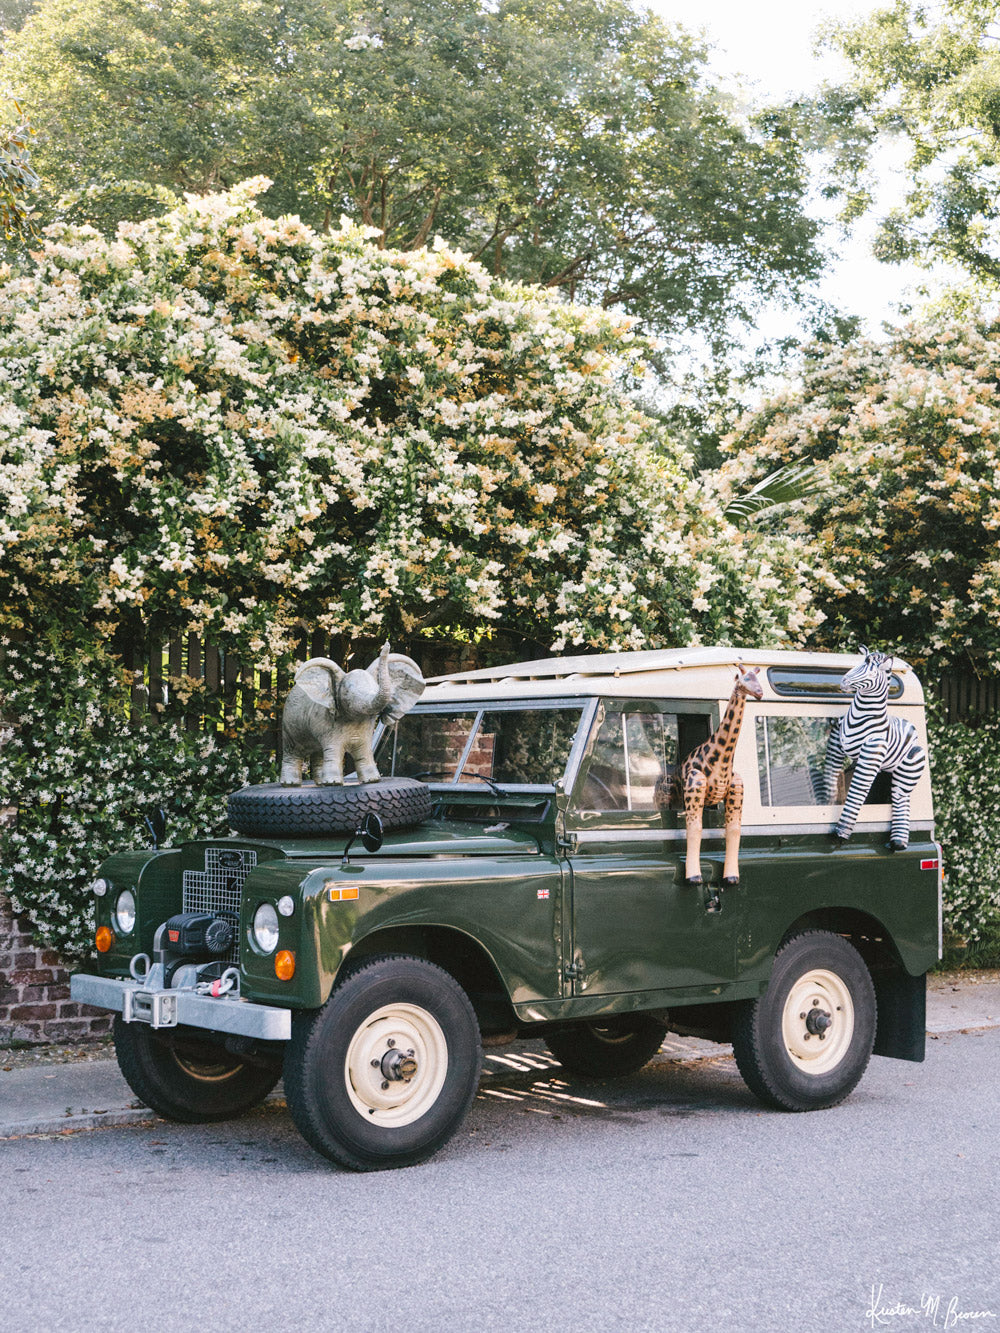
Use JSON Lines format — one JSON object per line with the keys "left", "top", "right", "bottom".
{"left": 182, "top": 848, "right": 257, "bottom": 964}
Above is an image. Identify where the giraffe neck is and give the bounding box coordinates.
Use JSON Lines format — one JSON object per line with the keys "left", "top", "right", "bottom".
{"left": 711, "top": 687, "right": 746, "bottom": 770}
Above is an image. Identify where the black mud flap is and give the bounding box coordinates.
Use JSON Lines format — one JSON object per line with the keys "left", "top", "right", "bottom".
{"left": 873, "top": 969, "right": 926, "bottom": 1062}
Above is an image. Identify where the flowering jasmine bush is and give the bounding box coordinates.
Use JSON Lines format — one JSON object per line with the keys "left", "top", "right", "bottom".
{"left": 0, "top": 179, "right": 816, "bottom": 661}
{"left": 927, "top": 708, "right": 1000, "bottom": 947}
{"left": 0, "top": 180, "right": 822, "bottom": 954}
{"left": 0, "top": 637, "right": 273, "bottom": 960}
{"left": 718, "top": 316, "right": 1000, "bottom": 671}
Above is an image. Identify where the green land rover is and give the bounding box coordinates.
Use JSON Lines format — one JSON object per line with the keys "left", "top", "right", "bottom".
{"left": 72, "top": 647, "right": 942, "bottom": 1171}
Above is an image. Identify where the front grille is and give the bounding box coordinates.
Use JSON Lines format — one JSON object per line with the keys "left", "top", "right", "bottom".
{"left": 182, "top": 848, "right": 257, "bottom": 965}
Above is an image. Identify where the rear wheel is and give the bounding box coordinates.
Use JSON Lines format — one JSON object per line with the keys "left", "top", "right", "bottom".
{"left": 113, "top": 1017, "right": 281, "bottom": 1123}
{"left": 732, "top": 930, "right": 876, "bottom": 1111}
{"left": 283, "top": 954, "right": 481, "bottom": 1171}
{"left": 546, "top": 1015, "right": 666, "bottom": 1078}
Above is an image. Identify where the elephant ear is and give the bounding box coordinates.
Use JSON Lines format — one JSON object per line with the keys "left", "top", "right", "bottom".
{"left": 294, "top": 658, "right": 346, "bottom": 710}
{"left": 367, "top": 652, "right": 425, "bottom": 723}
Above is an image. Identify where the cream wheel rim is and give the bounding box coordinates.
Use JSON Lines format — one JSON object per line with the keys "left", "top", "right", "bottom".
{"left": 344, "top": 1002, "right": 448, "bottom": 1126}
{"left": 781, "top": 968, "right": 855, "bottom": 1076}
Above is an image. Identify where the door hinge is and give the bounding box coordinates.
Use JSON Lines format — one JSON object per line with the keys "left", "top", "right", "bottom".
{"left": 556, "top": 832, "right": 578, "bottom": 854}
{"left": 563, "top": 958, "right": 585, "bottom": 981}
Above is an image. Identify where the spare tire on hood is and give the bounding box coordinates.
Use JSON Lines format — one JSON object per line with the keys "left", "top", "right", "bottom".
{"left": 227, "top": 776, "right": 433, "bottom": 838}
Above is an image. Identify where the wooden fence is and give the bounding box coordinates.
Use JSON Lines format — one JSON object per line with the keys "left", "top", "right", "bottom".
{"left": 120, "top": 637, "right": 1000, "bottom": 740}
{"left": 932, "top": 671, "right": 1000, "bottom": 725}
{"left": 119, "top": 633, "right": 469, "bottom": 748}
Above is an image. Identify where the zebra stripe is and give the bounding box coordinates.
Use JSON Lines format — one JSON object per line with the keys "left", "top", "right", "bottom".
{"left": 823, "top": 647, "right": 926, "bottom": 849}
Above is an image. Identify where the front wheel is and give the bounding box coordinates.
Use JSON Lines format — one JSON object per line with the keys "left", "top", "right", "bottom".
{"left": 113, "top": 1018, "right": 281, "bottom": 1123}
{"left": 731, "top": 930, "right": 876, "bottom": 1111}
{"left": 283, "top": 955, "right": 482, "bottom": 1171}
{"left": 546, "top": 1015, "right": 666, "bottom": 1078}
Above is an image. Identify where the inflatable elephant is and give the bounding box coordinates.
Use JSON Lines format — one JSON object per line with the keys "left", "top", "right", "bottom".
{"left": 280, "top": 642, "right": 425, "bottom": 786}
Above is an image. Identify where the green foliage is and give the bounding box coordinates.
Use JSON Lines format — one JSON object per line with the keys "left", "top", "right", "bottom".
{"left": 719, "top": 311, "right": 1000, "bottom": 671}
{"left": 0, "top": 100, "right": 37, "bottom": 239}
{"left": 0, "top": 636, "right": 274, "bottom": 960}
{"left": 0, "top": 179, "right": 819, "bottom": 667}
{"left": 815, "top": 0, "right": 1000, "bottom": 285}
{"left": 722, "top": 461, "right": 824, "bottom": 525}
{"left": 1, "top": 0, "right": 822, "bottom": 348}
{"left": 928, "top": 705, "right": 1000, "bottom": 948}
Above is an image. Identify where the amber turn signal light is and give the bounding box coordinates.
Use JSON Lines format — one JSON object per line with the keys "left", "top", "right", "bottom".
{"left": 274, "top": 950, "right": 295, "bottom": 981}
{"left": 95, "top": 926, "right": 115, "bottom": 953}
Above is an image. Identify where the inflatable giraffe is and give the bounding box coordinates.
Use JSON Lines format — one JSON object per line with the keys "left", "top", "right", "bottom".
{"left": 675, "top": 664, "right": 763, "bottom": 888}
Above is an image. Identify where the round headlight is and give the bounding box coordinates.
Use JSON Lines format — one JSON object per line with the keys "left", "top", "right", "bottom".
{"left": 114, "top": 889, "right": 136, "bottom": 935}
{"left": 252, "top": 902, "right": 280, "bottom": 954}
{"left": 276, "top": 895, "right": 295, "bottom": 918}
{"left": 92, "top": 877, "right": 110, "bottom": 897}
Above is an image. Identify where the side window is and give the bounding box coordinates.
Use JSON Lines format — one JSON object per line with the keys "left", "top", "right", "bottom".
{"left": 579, "top": 708, "right": 708, "bottom": 812}
{"left": 755, "top": 715, "right": 892, "bottom": 807}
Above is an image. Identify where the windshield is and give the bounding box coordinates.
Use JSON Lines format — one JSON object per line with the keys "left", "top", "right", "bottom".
{"left": 374, "top": 705, "right": 585, "bottom": 787}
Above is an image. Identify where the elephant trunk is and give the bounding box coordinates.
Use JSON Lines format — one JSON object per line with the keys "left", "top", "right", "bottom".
{"left": 370, "top": 642, "right": 393, "bottom": 715}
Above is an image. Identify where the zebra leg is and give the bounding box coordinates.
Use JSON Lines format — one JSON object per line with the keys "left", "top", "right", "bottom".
{"left": 887, "top": 743, "right": 926, "bottom": 851}
{"left": 822, "top": 729, "right": 846, "bottom": 804}
{"left": 833, "top": 737, "right": 887, "bottom": 842}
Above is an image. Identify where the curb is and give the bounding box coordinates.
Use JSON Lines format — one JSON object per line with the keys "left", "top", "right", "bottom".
{"left": 0, "top": 1107, "right": 157, "bottom": 1138}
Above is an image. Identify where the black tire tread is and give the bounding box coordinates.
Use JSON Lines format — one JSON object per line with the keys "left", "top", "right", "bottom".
{"left": 731, "top": 929, "right": 876, "bottom": 1113}
{"left": 283, "top": 953, "right": 482, "bottom": 1172}
{"left": 228, "top": 776, "right": 432, "bottom": 837}
{"left": 546, "top": 1015, "right": 666, "bottom": 1078}
{"left": 113, "top": 1017, "right": 281, "bottom": 1123}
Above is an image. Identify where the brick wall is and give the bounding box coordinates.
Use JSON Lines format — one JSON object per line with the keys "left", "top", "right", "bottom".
{"left": 0, "top": 890, "right": 111, "bottom": 1045}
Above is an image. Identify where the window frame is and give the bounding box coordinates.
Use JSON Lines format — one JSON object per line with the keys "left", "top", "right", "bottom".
{"left": 373, "top": 698, "right": 595, "bottom": 794}
{"left": 569, "top": 698, "right": 717, "bottom": 829}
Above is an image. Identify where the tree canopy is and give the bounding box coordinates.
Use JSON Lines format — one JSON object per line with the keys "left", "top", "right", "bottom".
{"left": 719, "top": 312, "right": 1000, "bottom": 672}
{"left": 815, "top": 0, "right": 1000, "bottom": 285}
{"left": 0, "top": 0, "right": 823, "bottom": 349}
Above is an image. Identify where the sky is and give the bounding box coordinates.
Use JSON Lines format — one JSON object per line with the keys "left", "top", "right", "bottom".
{"left": 645, "top": 0, "right": 940, "bottom": 336}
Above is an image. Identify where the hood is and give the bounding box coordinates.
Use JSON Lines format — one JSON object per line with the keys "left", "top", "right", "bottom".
{"left": 226, "top": 820, "right": 542, "bottom": 860}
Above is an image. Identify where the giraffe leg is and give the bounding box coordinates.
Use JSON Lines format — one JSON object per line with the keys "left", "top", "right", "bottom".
{"left": 722, "top": 772, "right": 745, "bottom": 886}
{"left": 684, "top": 772, "right": 708, "bottom": 886}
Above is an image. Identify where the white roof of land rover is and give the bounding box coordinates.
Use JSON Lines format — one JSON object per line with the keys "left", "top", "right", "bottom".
{"left": 425, "top": 646, "right": 924, "bottom": 704}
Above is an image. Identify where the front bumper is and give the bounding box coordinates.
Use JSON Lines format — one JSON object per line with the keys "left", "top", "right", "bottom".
{"left": 71, "top": 973, "right": 292, "bottom": 1041}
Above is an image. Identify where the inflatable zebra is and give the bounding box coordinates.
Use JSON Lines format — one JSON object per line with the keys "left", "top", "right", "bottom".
{"left": 823, "top": 647, "right": 926, "bottom": 851}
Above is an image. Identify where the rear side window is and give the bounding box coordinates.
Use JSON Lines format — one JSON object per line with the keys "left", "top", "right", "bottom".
{"left": 756, "top": 715, "right": 891, "bottom": 807}
{"left": 767, "top": 667, "right": 903, "bottom": 700}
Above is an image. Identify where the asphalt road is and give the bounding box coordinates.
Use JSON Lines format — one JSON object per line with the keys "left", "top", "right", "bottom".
{"left": 1, "top": 1030, "right": 998, "bottom": 1333}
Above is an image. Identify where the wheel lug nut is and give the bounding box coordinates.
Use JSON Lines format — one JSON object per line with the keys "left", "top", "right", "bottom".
{"left": 381, "top": 1080, "right": 389, "bottom": 1090}
{"left": 370, "top": 1058, "right": 380, "bottom": 1067}
{"left": 803, "top": 1034, "right": 810, "bottom": 1041}
{"left": 799, "top": 1013, "right": 806, "bottom": 1020}
{"left": 387, "top": 1038, "right": 396, "bottom": 1048}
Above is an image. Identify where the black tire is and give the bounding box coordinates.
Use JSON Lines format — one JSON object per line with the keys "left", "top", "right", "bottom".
{"left": 546, "top": 1015, "right": 666, "bottom": 1078}
{"left": 731, "top": 930, "right": 877, "bottom": 1112}
{"left": 113, "top": 1017, "right": 281, "bottom": 1123}
{"left": 283, "top": 954, "right": 482, "bottom": 1172}
{"left": 227, "top": 776, "right": 432, "bottom": 838}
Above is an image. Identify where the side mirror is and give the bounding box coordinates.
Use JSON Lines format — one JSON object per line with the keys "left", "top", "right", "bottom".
{"left": 359, "top": 812, "right": 384, "bottom": 853}
{"left": 341, "top": 812, "right": 384, "bottom": 866}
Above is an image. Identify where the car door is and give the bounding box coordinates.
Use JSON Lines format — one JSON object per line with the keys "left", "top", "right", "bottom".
{"left": 564, "top": 698, "right": 742, "bottom": 998}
